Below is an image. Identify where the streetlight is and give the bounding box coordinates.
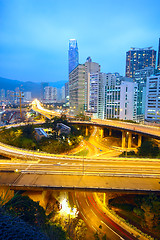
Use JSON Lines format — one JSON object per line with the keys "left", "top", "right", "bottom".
{"left": 59, "top": 198, "right": 78, "bottom": 238}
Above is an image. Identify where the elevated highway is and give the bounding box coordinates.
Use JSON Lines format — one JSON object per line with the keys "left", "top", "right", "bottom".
{"left": 31, "top": 99, "right": 160, "bottom": 148}
{"left": 0, "top": 99, "right": 159, "bottom": 192}
{"left": 0, "top": 141, "right": 160, "bottom": 191}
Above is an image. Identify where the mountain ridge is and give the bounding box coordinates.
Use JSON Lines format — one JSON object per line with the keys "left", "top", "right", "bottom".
{"left": 0, "top": 77, "right": 67, "bottom": 98}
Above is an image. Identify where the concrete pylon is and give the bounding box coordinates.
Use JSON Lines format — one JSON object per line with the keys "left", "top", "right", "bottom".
{"left": 128, "top": 132, "right": 132, "bottom": 148}
{"left": 103, "top": 193, "right": 106, "bottom": 206}
{"left": 100, "top": 128, "right": 104, "bottom": 138}
{"left": 86, "top": 126, "right": 88, "bottom": 136}
{"left": 122, "top": 131, "right": 126, "bottom": 148}
{"left": 138, "top": 135, "right": 142, "bottom": 147}
{"left": 109, "top": 129, "right": 112, "bottom": 136}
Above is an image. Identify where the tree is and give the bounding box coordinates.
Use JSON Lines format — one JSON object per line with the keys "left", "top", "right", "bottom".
{"left": 137, "top": 141, "right": 159, "bottom": 158}
{"left": 44, "top": 223, "right": 67, "bottom": 240}
{"left": 22, "top": 124, "right": 35, "bottom": 139}
{"left": 94, "top": 231, "right": 100, "bottom": 240}
{"left": 4, "top": 194, "right": 47, "bottom": 228}
{"left": 74, "top": 219, "right": 87, "bottom": 239}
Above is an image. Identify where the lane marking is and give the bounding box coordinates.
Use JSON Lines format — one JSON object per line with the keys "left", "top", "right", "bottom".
{"left": 101, "top": 220, "right": 125, "bottom": 239}
{"left": 81, "top": 211, "right": 87, "bottom": 221}
{"left": 91, "top": 209, "right": 97, "bottom": 217}
{"left": 92, "top": 225, "right": 97, "bottom": 231}
{"left": 75, "top": 199, "right": 79, "bottom": 208}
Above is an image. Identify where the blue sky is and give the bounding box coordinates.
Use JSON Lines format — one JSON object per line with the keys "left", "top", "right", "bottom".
{"left": 0, "top": 0, "right": 160, "bottom": 83}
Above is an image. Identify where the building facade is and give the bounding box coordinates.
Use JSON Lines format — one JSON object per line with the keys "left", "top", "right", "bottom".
{"left": 24, "top": 92, "right": 32, "bottom": 102}
{"left": 134, "top": 67, "right": 154, "bottom": 118}
{"left": 98, "top": 73, "right": 117, "bottom": 119}
{"left": 125, "top": 47, "right": 156, "bottom": 78}
{"left": 157, "top": 38, "right": 160, "bottom": 71}
{"left": 145, "top": 75, "right": 160, "bottom": 122}
{"left": 68, "top": 39, "right": 79, "bottom": 74}
{"left": 98, "top": 77, "right": 138, "bottom": 121}
{"left": 88, "top": 73, "right": 99, "bottom": 113}
{"left": 84, "top": 57, "right": 100, "bottom": 112}
{"left": 44, "top": 86, "right": 57, "bottom": 103}
{"left": 69, "top": 64, "right": 85, "bottom": 114}
{"left": 41, "top": 82, "right": 49, "bottom": 101}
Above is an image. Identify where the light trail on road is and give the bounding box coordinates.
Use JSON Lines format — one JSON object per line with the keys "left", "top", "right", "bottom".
{"left": 70, "top": 191, "right": 138, "bottom": 240}
{"left": 1, "top": 161, "right": 160, "bottom": 177}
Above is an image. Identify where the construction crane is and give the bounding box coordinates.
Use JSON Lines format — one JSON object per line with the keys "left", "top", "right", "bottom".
{"left": 16, "top": 90, "right": 24, "bottom": 118}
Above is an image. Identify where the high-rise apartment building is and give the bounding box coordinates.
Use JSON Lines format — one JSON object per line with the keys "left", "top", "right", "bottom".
{"left": 112, "top": 72, "right": 122, "bottom": 85}
{"left": 98, "top": 77, "right": 138, "bottom": 121}
{"left": 145, "top": 75, "right": 160, "bottom": 121}
{"left": 98, "top": 73, "right": 117, "bottom": 119}
{"left": 134, "top": 67, "right": 154, "bottom": 118}
{"left": 125, "top": 47, "right": 156, "bottom": 78}
{"left": 24, "top": 92, "right": 32, "bottom": 102}
{"left": 88, "top": 73, "right": 99, "bottom": 113}
{"left": 69, "top": 64, "right": 85, "bottom": 114}
{"left": 65, "top": 82, "right": 69, "bottom": 99}
{"left": 44, "top": 86, "right": 57, "bottom": 103}
{"left": 68, "top": 39, "right": 79, "bottom": 74}
{"left": 157, "top": 38, "right": 160, "bottom": 70}
{"left": 84, "top": 57, "right": 100, "bottom": 112}
{"left": 41, "top": 82, "right": 49, "bottom": 101}
{"left": 61, "top": 86, "right": 65, "bottom": 102}
{"left": 6, "top": 90, "right": 15, "bottom": 103}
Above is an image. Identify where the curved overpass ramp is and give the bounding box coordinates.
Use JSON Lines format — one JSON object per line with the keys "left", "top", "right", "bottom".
{"left": 31, "top": 100, "right": 160, "bottom": 140}
{"left": 70, "top": 119, "right": 160, "bottom": 140}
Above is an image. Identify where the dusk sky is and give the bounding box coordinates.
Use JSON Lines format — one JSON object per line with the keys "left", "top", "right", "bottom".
{"left": 0, "top": 0, "right": 160, "bottom": 83}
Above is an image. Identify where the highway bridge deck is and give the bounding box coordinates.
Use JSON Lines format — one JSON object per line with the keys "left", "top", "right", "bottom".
{"left": 0, "top": 171, "right": 160, "bottom": 192}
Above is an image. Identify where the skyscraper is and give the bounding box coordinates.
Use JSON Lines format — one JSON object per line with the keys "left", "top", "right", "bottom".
{"left": 134, "top": 67, "right": 154, "bottom": 118}
{"left": 125, "top": 47, "right": 156, "bottom": 78}
{"left": 145, "top": 75, "right": 160, "bottom": 122}
{"left": 44, "top": 86, "right": 57, "bottom": 103}
{"left": 157, "top": 38, "right": 160, "bottom": 70}
{"left": 84, "top": 57, "right": 100, "bottom": 112}
{"left": 68, "top": 39, "right": 79, "bottom": 74}
{"left": 69, "top": 64, "right": 85, "bottom": 114}
{"left": 98, "top": 77, "right": 138, "bottom": 121}
{"left": 41, "top": 82, "right": 49, "bottom": 101}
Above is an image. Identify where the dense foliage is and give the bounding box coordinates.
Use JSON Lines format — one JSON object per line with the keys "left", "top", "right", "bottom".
{"left": 137, "top": 140, "right": 159, "bottom": 158}
{"left": 120, "top": 140, "right": 160, "bottom": 158}
{"left": 0, "top": 193, "right": 67, "bottom": 240}
{"left": 0, "top": 208, "right": 49, "bottom": 240}
{"left": 109, "top": 193, "right": 160, "bottom": 239}
{"left": 0, "top": 116, "right": 85, "bottom": 154}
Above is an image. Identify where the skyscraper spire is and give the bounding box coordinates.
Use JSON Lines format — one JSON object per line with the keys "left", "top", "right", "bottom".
{"left": 68, "top": 39, "right": 79, "bottom": 74}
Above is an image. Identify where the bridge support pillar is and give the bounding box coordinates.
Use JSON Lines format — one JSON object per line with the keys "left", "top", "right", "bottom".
{"left": 100, "top": 128, "right": 104, "bottom": 138}
{"left": 86, "top": 126, "right": 88, "bottom": 136}
{"left": 122, "top": 131, "right": 126, "bottom": 148}
{"left": 103, "top": 193, "right": 106, "bottom": 206}
{"left": 109, "top": 129, "right": 112, "bottom": 136}
{"left": 128, "top": 132, "right": 132, "bottom": 148}
{"left": 138, "top": 135, "right": 142, "bottom": 147}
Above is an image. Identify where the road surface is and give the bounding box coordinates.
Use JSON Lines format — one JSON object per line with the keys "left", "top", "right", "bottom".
{"left": 70, "top": 191, "right": 138, "bottom": 240}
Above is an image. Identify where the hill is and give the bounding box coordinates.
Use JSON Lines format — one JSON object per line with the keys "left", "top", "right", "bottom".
{"left": 0, "top": 77, "right": 67, "bottom": 98}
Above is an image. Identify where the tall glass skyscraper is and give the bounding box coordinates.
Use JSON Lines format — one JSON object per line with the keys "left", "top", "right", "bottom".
{"left": 68, "top": 39, "right": 79, "bottom": 73}
{"left": 157, "top": 38, "right": 160, "bottom": 70}
{"left": 125, "top": 47, "right": 156, "bottom": 78}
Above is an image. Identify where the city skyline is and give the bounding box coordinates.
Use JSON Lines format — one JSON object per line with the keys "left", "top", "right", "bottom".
{"left": 0, "top": 0, "right": 160, "bottom": 83}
